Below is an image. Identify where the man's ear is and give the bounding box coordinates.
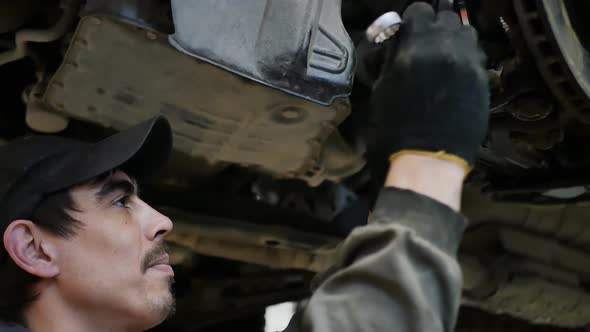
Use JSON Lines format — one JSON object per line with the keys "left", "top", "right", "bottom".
{"left": 3, "top": 220, "right": 60, "bottom": 278}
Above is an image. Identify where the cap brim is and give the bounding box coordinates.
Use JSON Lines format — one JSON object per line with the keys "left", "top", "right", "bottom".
{"left": 46, "top": 116, "right": 172, "bottom": 192}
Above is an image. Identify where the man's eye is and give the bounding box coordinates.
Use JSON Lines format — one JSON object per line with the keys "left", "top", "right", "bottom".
{"left": 113, "top": 196, "right": 131, "bottom": 208}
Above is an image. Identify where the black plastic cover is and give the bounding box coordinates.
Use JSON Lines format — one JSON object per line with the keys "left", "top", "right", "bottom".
{"left": 168, "top": 0, "right": 355, "bottom": 106}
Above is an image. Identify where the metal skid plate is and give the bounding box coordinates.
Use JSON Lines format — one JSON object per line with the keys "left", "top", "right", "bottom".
{"left": 45, "top": 16, "right": 357, "bottom": 184}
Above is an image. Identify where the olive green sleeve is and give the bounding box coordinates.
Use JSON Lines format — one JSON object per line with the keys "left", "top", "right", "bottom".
{"left": 284, "top": 187, "right": 466, "bottom": 332}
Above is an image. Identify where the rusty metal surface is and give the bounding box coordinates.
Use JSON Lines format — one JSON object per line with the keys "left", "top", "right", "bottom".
{"left": 162, "top": 207, "right": 340, "bottom": 272}
{"left": 461, "top": 186, "right": 590, "bottom": 327}
{"left": 464, "top": 277, "right": 590, "bottom": 327}
{"left": 45, "top": 16, "right": 362, "bottom": 185}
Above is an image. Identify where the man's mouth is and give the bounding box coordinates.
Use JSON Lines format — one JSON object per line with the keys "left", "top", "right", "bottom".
{"left": 148, "top": 254, "right": 174, "bottom": 275}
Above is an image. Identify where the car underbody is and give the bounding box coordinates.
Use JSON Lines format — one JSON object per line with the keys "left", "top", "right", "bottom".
{"left": 2, "top": 0, "right": 590, "bottom": 330}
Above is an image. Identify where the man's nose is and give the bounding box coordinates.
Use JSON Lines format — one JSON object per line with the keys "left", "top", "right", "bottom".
{"left": 151, "top": 212, "right": 173, "bottom": 242}
{"left": 141, "top": 200, "right": 173, "bottom": 241}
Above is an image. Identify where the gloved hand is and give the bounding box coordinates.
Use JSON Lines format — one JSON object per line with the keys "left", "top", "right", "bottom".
{"left": 368, "top": 2, "right": 489, "bottom": 174}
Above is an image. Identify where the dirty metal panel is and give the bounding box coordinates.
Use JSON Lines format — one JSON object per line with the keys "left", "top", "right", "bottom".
{"left": 464, "top": 277, "right": 590, "bottom": 327}
{"left": 45, "top": 16, "right": 354, "bottom": 184}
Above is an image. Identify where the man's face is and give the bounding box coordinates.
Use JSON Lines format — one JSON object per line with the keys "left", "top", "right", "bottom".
{"left": 49, "top": 171, "right": 175, "bottom": 330}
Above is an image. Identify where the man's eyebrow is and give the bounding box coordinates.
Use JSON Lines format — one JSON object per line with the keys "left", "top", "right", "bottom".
{"left": 95, "top": 178, "right": 138, "bottom": 199}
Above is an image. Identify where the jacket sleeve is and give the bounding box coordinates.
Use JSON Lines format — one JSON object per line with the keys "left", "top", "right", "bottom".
{"left": 283, "top": 187, "right": 466, "bottom": 332}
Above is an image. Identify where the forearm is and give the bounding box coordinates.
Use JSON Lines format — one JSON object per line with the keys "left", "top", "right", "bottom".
{"left": 283, "top": 156, "right": 468, "bottom": 332}
{"left": 385, "top": 154, "right": 466, "bottom": 211}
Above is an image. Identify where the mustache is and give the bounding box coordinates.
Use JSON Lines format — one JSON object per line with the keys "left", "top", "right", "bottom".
{"left": 141, "top": 243, "right": 169, "bottom": 273}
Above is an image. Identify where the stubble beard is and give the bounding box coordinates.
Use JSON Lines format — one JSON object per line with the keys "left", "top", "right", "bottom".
{"left": 163, "top": 275, "right": 176, "bottom": 319}
{"left": 142, "top": 244, "right": 177, "bottom": 321}
{"left": 146, "top": 274, "right": 176, "bottom": 328}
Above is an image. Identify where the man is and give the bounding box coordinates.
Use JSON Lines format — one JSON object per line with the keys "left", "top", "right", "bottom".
{"left": 0, "top": 2, "right": 488, "bottom": 332}
{"left": 0, "top": 117, "right": 175, "bottom": 332}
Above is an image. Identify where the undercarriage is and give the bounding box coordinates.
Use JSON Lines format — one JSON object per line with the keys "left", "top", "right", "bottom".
{"left": 2, "top": 0, "right": 590, "bottom": 330}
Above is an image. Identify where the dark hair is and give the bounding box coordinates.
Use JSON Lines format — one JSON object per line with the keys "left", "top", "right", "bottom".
{"left": 0, "top": 171, "right": 114, "bottom": 324}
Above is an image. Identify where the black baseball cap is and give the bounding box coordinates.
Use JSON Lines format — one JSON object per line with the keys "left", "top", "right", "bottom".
{"left": 0, "top": 116, "right": 173, "bottom": 258}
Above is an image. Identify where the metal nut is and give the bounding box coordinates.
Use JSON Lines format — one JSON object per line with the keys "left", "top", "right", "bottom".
{"left": 366, "top": 11, "right": 402, "bottom": 44}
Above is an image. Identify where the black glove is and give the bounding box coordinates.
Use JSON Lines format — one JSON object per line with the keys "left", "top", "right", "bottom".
{"left": 369, "top": 2, "right": 489, "bottom": 172}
